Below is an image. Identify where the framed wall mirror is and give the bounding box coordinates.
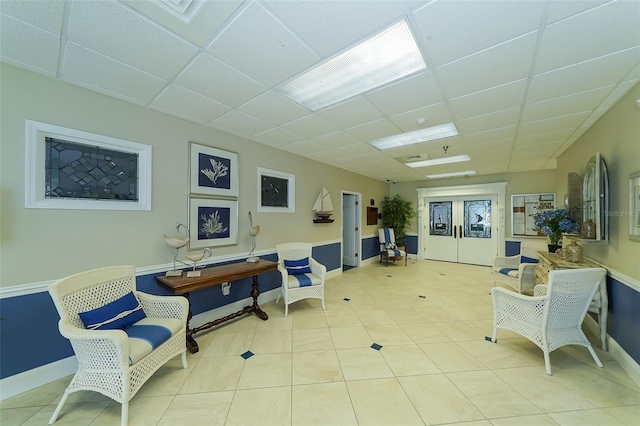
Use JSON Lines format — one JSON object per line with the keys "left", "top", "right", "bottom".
{"left": 582, "top": 152, "right": 609, "bottom": 242}
{"left": 511, "top": 193, "right": 555, "bottom": 237}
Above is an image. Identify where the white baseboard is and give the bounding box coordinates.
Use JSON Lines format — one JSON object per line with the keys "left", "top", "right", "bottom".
{"left": 0, "top": 356, "right": 78, "bottom": 401}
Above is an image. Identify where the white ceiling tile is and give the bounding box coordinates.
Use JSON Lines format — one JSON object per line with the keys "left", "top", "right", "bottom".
{"left": 176, "top": 53, "right": 266, "bottom": 108}
{"left": 335, "top": 142, "right": 379, "bottom": 157}
{"left": 449, "top": 79, "right": 528, "bottom": 120}
{"left": 281, "top": 140, "right": 325, "bottom": 156}
{"left": 313, "top": 131, "right": 362, "bottom": 149}
{"left": 518, "top": 111, "right": 591, "bottom": 137}
{"left": 528, "top": 48, "right": 640, "bottom": 103}
{"left": 0, "top": 0, "right": 64, "bottom": 34}
{"left": 535, "top": 1, "right": 640, "bottom": 74}
{"left": 522, "top": 85, "right": 613, "bottom": 123}
{"left": 149, "top": 84, "right": 230, "bottom": 124}
{"left": 546, "top": 1, "right": 605, "bottom": 25}
{"left": 0, "top": 14, "right": 60, "bottom": 76}
{"left": 437, "top": 33, "right": 537, "bottom": 99}
{"left": 208, "top": 110, "right": 273, "bottom": 138}
{"left": 264, "top": 0, "right": 410, "bottom": 57}
{"left": 282, "top": 115, "right": 339, "bottom": 139}
{"left": 462, "top": 126, "right": 517, "bottom": 146}
{"left": 312, "top": 149, "right": 343, "bottom": 162}
{"left": 207, "top": 2, "right": 319, "bottom": 87}
{"left": 62, "top": 42, "right": 167, "bottom": 105}
{"left": 68, "top": 0, "right": 198, "bottom": 80}
{"left": 365, "top": 71, "right": 443, "bottom": 116}
{"left": 121, "top": 0, "right": 244, "bottom": 46}
{"left": 413, "top": 0, "right": 545, "bottom": 67}
{"left": 456, "top": 108, "right": 521, "bottom": 135}
{"left": 346, "top": 118, "right": 401, "bottom": 141}
{"left": 515, "top": 128, "right": 575, "bottom": 147}
{"left": 252, "top": 127, "right": 305, "bottom": 147}
{"left": 239, "top": 91, "right": 310, "bottom": 126}
{"left": 317, "top": 97, "right": 384, "bottom": 130}
{"left": 465, "top": 139, "right": 513, "bottom": 154}
{"left": 600, "top": 80, "right": 640, "bottom": 109}
{"left": 390, "top": 102, "right": 453, "bottom": 132}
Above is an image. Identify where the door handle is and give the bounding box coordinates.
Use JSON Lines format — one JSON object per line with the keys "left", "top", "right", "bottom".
{"left": 454, "top": 225, "right": 457, "bottom": 239}
{"left": 459, "top": 225, "right": 463, "bottom": 238}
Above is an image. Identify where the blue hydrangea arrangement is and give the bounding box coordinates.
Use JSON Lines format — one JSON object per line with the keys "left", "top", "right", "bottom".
{"left": 532, "top": 208, "right": 580, "bottom": 245}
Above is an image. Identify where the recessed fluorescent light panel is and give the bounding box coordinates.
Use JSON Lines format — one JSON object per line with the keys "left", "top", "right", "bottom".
{"left": 277, "top": 19, "right": 426, "bottom": 111}
{"left": 405, "top": 154, "right": 470, "bottom": 168}
{"left": 368, "top": 123, "right": 459, "bottom": 150}
{"left": 426, "top": 170, "right": 477, "bottom": 179}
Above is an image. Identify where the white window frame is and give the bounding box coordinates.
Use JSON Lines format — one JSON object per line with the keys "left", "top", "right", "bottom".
{"left": 25, "top": 120, "right": 152, "bottom": 210}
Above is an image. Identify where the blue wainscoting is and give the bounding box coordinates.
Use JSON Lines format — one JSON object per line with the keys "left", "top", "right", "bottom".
{"left": 608, "top": 276, "right": 640, "bottom": 364}
{"left": 361, "top": 235, "right": 380, "bottom": 260}
{"left": 505, "top": 240, "right": 521, "bottom": 256}
{"left": 0, "top": 243, "right": 341, "bottom": 380}
{"left": 405, "top": 234, "right": 418, "bottom": 255}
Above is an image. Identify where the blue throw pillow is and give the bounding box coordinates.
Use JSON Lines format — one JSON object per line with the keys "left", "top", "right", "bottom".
{"left": 284, "top": 257, "right": 311, "bottom": 275}
{"left": 521, "top": 256, "right": 538, "bottom": 264}
{"left": 79, "top": 292, "right": 146, "bottom": 330}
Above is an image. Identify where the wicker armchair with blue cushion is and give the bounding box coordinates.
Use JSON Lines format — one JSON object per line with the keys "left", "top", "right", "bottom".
{"left": 47, "top": 266, "right": 188, "bottom": 426}
{"left": 379, "top": 227, "right": 407, "bottom": 266}
{"left": 276, "top": 243, "right": 326, "bottom": 316}
{"left": 493, "top": 247, "right": 539, "bottom": 294}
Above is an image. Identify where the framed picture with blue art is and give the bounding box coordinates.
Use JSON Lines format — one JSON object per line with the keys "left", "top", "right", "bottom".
{"left": 188, "top": 197, "right": 238, "bottom": 249}
{"left": 189, "top": 142, "right": 238, "bottom": 197}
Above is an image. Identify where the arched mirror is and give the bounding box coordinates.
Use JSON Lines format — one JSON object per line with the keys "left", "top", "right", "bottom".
{"left": 582, "top": 152, "right": 609, "bottom": 242}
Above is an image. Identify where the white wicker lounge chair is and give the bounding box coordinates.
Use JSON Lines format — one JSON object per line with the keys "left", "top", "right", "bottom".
{"left": 489, "top": 267, "right": 606, "bottom": 375}
{"left": 276, "top": 243, "right": 326, "bottom": 316}
{"left": 47, "top": 266, "right": 188, "bottom": 426}
{"left": 492, "top": 247, "right": 539, "bottom": 293}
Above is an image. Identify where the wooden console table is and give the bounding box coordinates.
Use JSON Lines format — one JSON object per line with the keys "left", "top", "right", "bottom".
{"left": 156, "top": 260, "right": 277, "bottom": 353}
{"left": 534, "top": 251, "right": 608, "bottom": 351}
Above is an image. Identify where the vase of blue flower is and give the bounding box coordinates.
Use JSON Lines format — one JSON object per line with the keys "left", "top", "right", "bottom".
{"left": 532, "top": 208, "right": 580, "bottom": 252}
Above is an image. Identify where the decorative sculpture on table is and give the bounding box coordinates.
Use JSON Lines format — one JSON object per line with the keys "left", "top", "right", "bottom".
{"left": 313, "top": 186, "right": 334, "bottom": 223}
{"left": 163, "top": 222, "right": 190, "bottom": 277}
{"left": 247, "top": 211, "right": 260, "bottom": 263}
{"left": 185, "top": 248, "right": 212, "bottom": 277}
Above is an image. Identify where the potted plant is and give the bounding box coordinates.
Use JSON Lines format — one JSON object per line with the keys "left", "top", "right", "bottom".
{"left": 381, "top": 194, "right": 416, "bottom": 249}
{"left": 532, "top": 208, "right": 580, "bottom": 252}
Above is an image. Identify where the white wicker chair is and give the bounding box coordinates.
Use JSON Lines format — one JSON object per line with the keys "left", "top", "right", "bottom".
{"left": 492, "top": 247, "right": 539, "bottom": 293}
{"left": 489, "top": 267, "right": 606, "bottom": 375}
{"left": 378, "top": 227, "right": 407, "bottom": 266}
{"left": 47, "top": 266, "right": 188, "bottom": 426}
{"left": 276, "top": 243, "right": 326, "bottom": 316}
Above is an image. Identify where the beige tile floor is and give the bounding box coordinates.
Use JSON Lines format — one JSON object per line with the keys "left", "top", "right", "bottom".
{"left": 2, "top": 260, "right": 639, "bottom": 425}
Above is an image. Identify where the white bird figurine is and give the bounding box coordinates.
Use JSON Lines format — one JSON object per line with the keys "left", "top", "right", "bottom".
{"left": 185, "top": 248, "right": 212, "bottom": 263}
{"left": 163, "top": 234, "right": 189, "bottom": 248}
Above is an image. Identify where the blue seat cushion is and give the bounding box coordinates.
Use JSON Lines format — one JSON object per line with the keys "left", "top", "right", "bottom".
{"left": 521, "top": 256, "right": 538, "bottom": 264}
{"left": 286, "top": 273, "right": 322, "bottom": 288}
{"left": 126, "top": 317, "right": 183, "bottom": 364}
{"left": 498, "top": 268, "right": 519, "bottom": 278}
{"left": 79, "top": 292, "right": 146, "bottom": 330}
{"left": 284, "top": 257, "right": 311, "bottom": 275}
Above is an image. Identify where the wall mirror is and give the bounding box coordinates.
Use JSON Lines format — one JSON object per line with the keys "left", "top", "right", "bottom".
{"left": 511, "top": 193, "right": 555, "bottom": 237}
{"left": 582, "top": 152, "right": 609, "bottom": 242}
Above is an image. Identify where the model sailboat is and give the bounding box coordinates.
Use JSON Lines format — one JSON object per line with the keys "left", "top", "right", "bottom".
{"left": 313, "top": 187, "right": 334, "bottom": 223}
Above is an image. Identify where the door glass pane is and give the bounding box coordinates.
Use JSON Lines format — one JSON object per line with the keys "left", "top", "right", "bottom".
{"left": 464, "top": 200, "right": 491, "bottom": 238}
{"left": 429, "top": 201, "right": 452, "bottom": 236}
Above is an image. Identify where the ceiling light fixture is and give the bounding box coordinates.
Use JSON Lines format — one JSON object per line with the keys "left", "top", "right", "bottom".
{"left": 405, "top": 154, "right": 470, "bottom": 168}
{"left": 368, "top": 123, "right": 459, "bottom": 151}
{"left": 277, "top": 19, "right": 426, "bottom": 111}
{"left": 426, "top": 170, "right": 477, "bottom": 179}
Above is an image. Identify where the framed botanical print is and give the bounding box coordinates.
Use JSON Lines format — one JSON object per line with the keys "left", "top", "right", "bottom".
{"left": 189, "top": 143, "right": 238, "bottom": 197}
{"left": 188, "top": 197, "right": 238, "bottom": 249}
{"left": 257, "top": 167, "right": 295, "bottom": 213}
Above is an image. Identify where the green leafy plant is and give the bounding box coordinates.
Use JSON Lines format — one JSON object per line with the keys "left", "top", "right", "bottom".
{"left": 381, "top": 194, "right": 416, "bottom": 247}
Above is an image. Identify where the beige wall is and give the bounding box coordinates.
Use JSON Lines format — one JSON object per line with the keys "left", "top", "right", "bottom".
{"left": 0, "top": 63, "right": 388, "bottom": 287}
{"left": 555, "top": 82, "right": 640, "bottom": 280}
{"left": 390, "top": 169, "right": 557, "bottom": 237}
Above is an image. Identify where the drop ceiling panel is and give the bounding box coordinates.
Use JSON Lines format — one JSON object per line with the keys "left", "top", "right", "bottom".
{"left": 462, "top": 126, "right": 517, "bottom": 146}
{"left": 456, "top": 108, "right": 521, "bottom": 135}
{"left": 62, "top": 42, "right": 167, "bottom": 105}
{"left": 528, "top": 48, "right": 640, "bottom": 103}
{"left": 282, "top": 115, "right": 339, "bottom": 139}
{"left": 208, "top": 110, "right": 273, "bottom": 138}
{"left": 521, "top": 86, "right": 613, "bottom": 123}
{"left": 534, "top": 1, "right": 640, "bottom": 74}
{"left": 313, "top": 131, "right": 362, "bottom": 149}
{"left": 365, "top": 71, "right": 443, "bottom": 116}
{"left": 412, "top": 0, "right": 545, "bottom": 67}
{"left": 389, "top": 102, "right": 453, "bottom": 132}
{"left": 518, "top": 111, "right": 591, "bottom": 136}
{"left": 239, "top": 91, "right": 309, "bottom": 126}
{"left": 176, "top": 53, "right": 266, "bottom": 108}
{"left": 252, "top": 127, "right": 305, "bottom": 147}
{"left": 264, "top": 0, "right": 410, "bottom": 57}
{"left": 335, "top": 142, "right": 380, "bottom": 157}
{"left": 312, "top": 149, "right": 343, "bottom": 163}
{"left": 206, "top": 2, "right": 319, "bottom": 87}
{"left": 449, "top": 79, "right": 528, "bottom": 120}
{"left": 317, "top": 97, "right": 385, "bottom": 130}
{"left": 68, "top": 0, "right": 198, "bottom": 80}
{"left": 281, "top": 140, "right": 325, "bottom": 156}
{"left": 465, "top": 139, "right": 513, "bottom": 154}
{"left": 150, "top": 85, "right": 230, "bottom": 124}
{"left": 346, "top": 118, "right": 401, "bottom": 142}
{"left": 0, "top": 14, "right": 60, "bottom": 76}
{"left": 546, "top": 1, "right": 604, "bottom": 24}
{"left": 437, "top": 33, "right": 537, "bottom": 99}
{"left": 515, "top": 128, "right": 575, "bottom": 146}
{"left": 0, "top": 0, "right": 64, "bottom": 33}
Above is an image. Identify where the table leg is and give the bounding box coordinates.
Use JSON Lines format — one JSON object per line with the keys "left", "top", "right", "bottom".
{"left": 251, "top": 275, "right": 268, "bottom": 321}
{"left": 183, "top": 293, "right": 199, "bottom": 354}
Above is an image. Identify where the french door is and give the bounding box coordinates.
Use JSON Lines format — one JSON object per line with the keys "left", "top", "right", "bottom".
{"left": 423, "top": 195, "right": 497, "bottom": 266}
